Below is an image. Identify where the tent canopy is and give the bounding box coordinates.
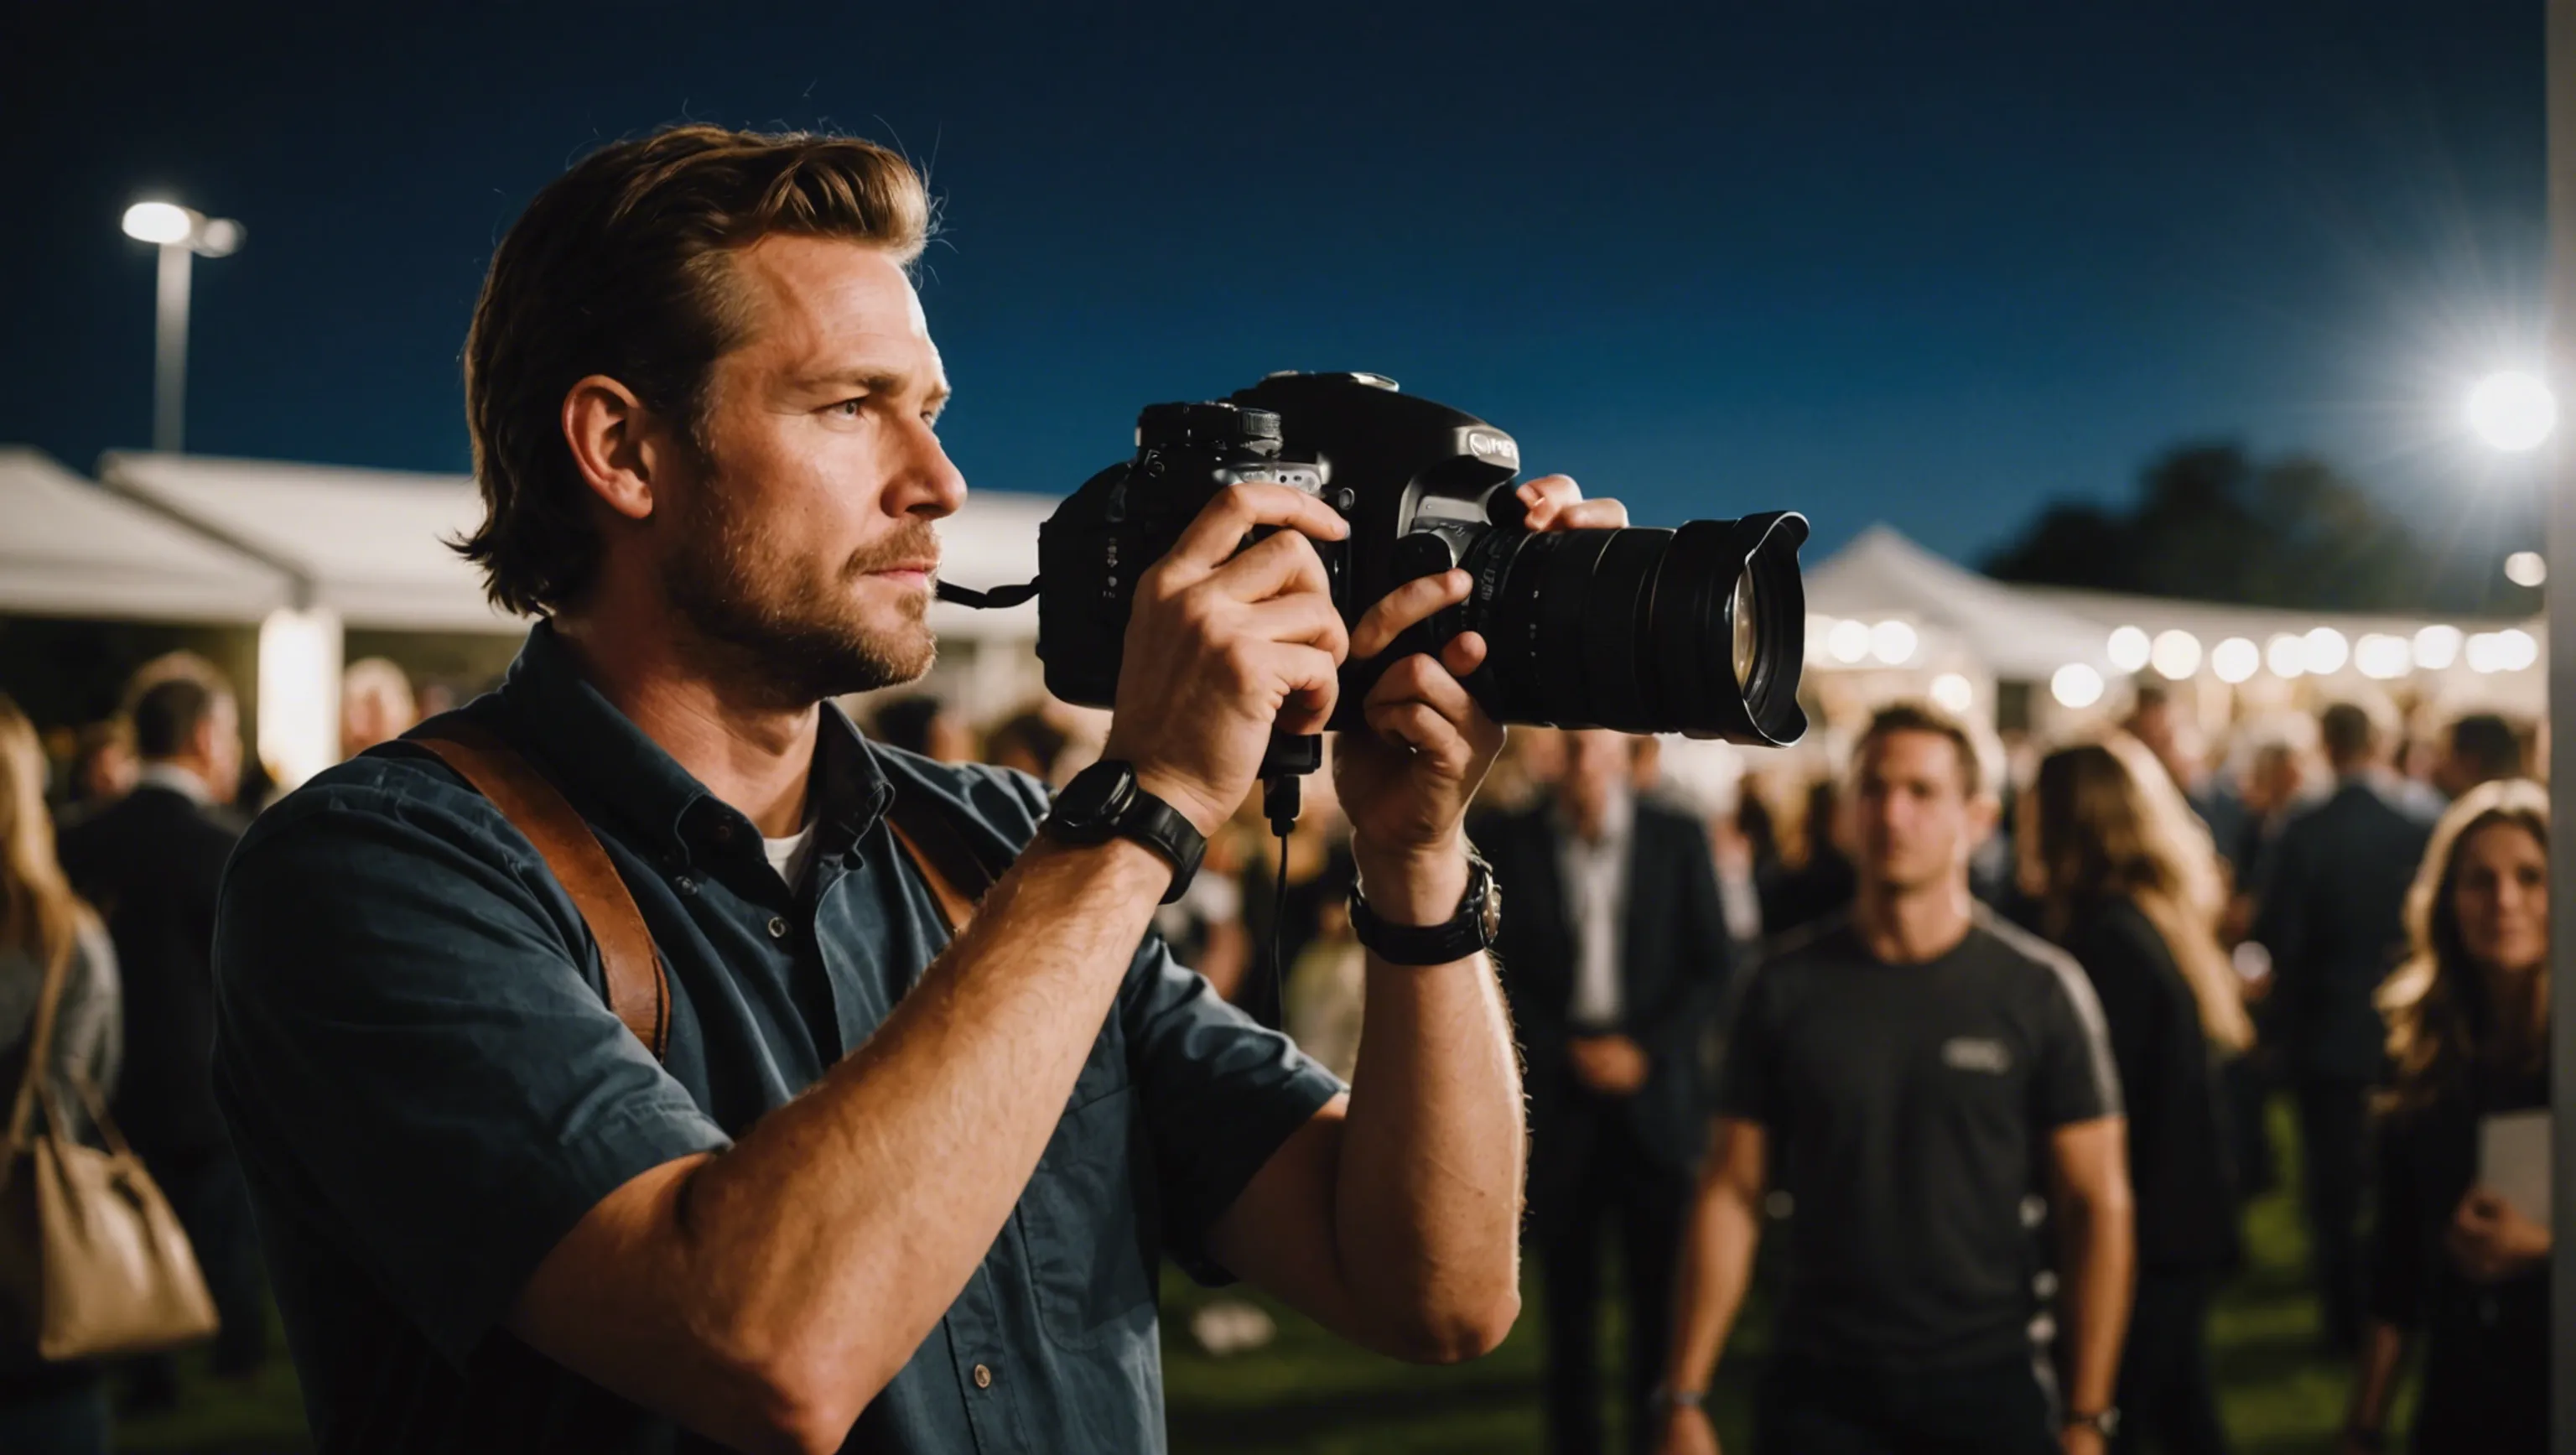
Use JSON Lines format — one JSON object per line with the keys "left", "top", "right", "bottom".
{"left": 1805, "top": 524, "right": 2111, "bottom": 680}
{"left": 101, "top": 451, "right": 1060, "bottom": 640}
{"left": 0, "top": 447, "right": 290, "bottom": 623}
{"left": 103, "top": 451, "right": 516, "bottom": 633}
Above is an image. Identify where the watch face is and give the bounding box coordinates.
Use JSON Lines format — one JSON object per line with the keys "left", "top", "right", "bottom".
{"left": 1054, "top": 762, "right": 1135, "bottom": 829}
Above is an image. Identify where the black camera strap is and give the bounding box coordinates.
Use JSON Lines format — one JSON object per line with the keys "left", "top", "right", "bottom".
{"left": 934, "top": 579, "right": 1039, "bottom": 610}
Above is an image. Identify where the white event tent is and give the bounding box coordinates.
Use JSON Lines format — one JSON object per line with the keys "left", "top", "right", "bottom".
{"left": 0, "top": 447, "right": 290, "bottom": 624}
{"left": 94, "top": 451, "right": 1060, "bottom": 785}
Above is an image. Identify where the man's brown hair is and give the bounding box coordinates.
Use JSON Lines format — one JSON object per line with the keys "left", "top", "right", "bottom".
{"left": 457, "top": 125, "right": 933, "bottom": 616}
{"left": 1853, "top": 699, "right": 1987, "bottom": 799}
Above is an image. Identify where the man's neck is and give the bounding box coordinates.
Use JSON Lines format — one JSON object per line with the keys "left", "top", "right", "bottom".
{"left": 1852, "top": 875, "right": 1976, "bottom": 964}
{"left": 553, "top": 612, "right": 819, "bottom": 838}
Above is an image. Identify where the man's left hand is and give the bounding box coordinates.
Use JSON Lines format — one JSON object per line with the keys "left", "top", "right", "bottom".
{"left": 1336, "top": 475, "right": 1627, "bottom": 919}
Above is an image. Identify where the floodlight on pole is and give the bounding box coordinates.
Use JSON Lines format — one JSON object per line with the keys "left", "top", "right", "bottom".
{"left": 2468, "top": 370, "right": 2558, "bottom": 453}
{"left": 120, "top": 197, "right": 245, "bottom": 454}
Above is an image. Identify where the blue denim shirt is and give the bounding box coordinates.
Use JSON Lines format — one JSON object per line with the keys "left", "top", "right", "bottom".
{"left": 211, "top": 623, "right": 1341, "bottom": 1453}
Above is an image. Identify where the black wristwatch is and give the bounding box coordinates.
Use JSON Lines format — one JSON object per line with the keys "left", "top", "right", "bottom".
{"left": 2065, "top": 1407, "right": 2122, "bottom": 1439}
{"left": 1348, "top": 851, "right": 1500, "bottom": 965}
{"left": 1041, "top": 761, "right": 1206, "bottom": 904}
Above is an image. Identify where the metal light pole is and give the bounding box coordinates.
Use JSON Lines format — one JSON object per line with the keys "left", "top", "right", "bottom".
{"left": 120, "top": 200, "right": 243, "bottom": 455}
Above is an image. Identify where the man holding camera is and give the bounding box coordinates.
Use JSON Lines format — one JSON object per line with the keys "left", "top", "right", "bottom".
{"left": 211, "top": 125, "right": 1599, "bottom": 1454}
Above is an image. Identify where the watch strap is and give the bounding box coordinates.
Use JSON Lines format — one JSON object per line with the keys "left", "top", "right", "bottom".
{"left": 1043, "top": 762, "right": 1207, "bottom": 904}
{"left": 1349, "top": 854, "right": 1495, "bottom": 965}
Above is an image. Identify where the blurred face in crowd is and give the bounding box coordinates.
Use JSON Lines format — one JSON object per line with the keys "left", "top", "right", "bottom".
{"left": 2452, "top": 820, "right": 2547, "bottom": 980}
{"left": 1558, "top": 730, "right": 1630, "bottom": 839}
{"left": 189, "top": 692, "right": 245, "bottom": 806}
{"left": 656, "top": 235, "right": 967, "bottom": 706}
{"left": 1852, "top": 728, "right": 1993, "bottom": 894}
{"left": 2243, "top": 746, "right": 2303, "bottom": 817}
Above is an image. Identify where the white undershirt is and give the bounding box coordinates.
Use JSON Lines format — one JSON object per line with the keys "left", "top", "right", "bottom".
{"left": 763, "top": 819, "right": 820, "bottom": 892}
{"left": 1559, "top": 787, "right": 1634, "bottom": 1029}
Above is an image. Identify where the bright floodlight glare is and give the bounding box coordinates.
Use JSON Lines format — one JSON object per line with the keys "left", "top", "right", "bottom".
{"left": 2466, "top": 632, "right": 2504, "bottom": 673}
{"left": 1826, "top": 619, "right": 1872, "bottom": 664}
{"left": 2505, "top": 551, "right": 2547, "bottom": 588}
{"left": 2149, "top": 629, "right": 2201, "bottom": 679}
{"left": 2211, "top": 637, "right": 2260, "bottom": 683}
{"left": 2266, "top": 633, "right": 2308, "bottom": 678}
{"left": 1929, "top": 673, "right": 1975, "bottom": 714}
{"left": 2106, "top": 626, "right": 2152, "bottom": 673}
{"left": 1869, "top": 619, "right": 1918, "bottom": 666}
{"left": 194, "top": 217, "right": 244, "bottom": 257}
{"left": 2355, "top": 634, "right": 2411, "bottom": 680}
{"left": 122, "top": 200, "right": 192, "bottom": 245}
{"left": 2468, "top": 372, "right": 2558, "bottom": 453}
{"left": 2414, "top": 624, "right": 2463, "bottom": 670}
{"left": 2051, "top": 663, "right": 2106, "bottom": 709}
{"left": 2303, "top": 626, "right": 2350, "bottom": 676}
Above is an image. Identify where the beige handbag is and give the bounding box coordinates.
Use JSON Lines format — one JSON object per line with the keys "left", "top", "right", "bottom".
{"left": 0, "top": 934, "right": 218, "bottom": 1361}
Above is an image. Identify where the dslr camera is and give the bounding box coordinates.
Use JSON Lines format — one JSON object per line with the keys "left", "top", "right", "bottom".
{"left": 950, "top": 371, "right": 1809, "bottom": 746}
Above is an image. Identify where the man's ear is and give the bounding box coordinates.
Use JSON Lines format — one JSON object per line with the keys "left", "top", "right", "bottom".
{"left": 561, "top": 376, "right": 685, "bottom": 523}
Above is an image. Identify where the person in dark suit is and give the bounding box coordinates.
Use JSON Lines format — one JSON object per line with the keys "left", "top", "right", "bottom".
{"left": 55, "top": 658, "right": 267, "bottom": 1398}
{"left": 2251, "top": 701, "right": 2434, "bottom": 1354}
{"left": 1485, "top": 729, "right": 1731, "bottom": 1455}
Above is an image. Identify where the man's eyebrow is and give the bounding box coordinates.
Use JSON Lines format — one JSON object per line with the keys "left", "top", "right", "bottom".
{"left": 801, "top": 368, "right": 953, "bottom": 408}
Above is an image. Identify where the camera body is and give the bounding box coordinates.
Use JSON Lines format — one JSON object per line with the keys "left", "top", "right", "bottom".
{"left": 1035, "top": 371, "right": 1807, "bottom": 745}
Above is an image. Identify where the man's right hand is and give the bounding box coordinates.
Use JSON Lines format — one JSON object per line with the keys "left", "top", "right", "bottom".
{"left": 1655, "top": 1405, "right": 1721, "bottom": 1455}
{"left": 1099, "top": 483, "right": 1353, "bottom": 834}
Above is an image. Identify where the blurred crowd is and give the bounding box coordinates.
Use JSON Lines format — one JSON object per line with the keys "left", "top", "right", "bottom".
{"left": 0, "top": 647, "right": 2553, "bottom": 1454}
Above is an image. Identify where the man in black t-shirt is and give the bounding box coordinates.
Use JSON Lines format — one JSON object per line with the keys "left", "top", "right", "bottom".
{"left": 1654, "top": 702, "right": 2134, "bottom": 1455}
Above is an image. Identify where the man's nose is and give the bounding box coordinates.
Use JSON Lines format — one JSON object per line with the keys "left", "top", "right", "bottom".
{"left": 895, "top": 417, "right": 968, "bottom": 518}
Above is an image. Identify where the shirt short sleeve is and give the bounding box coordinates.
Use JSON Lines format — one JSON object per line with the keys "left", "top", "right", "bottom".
{"left": 1118, "top": 934, "right": 1343, "bottom": 1285}
{"left": 2028, "top": 949, "right": 2124, "bottom": 1128}
{"left": 1710, "top": 963, "right": 1783, "bottom": 1128}
{"left": 212, "top": 771, "right": 732, "bottom": 1368}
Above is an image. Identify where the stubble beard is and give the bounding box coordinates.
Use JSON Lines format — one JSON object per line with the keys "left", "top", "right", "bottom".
{"left": 663, "top": 473, "right": 940, "bottom": 712}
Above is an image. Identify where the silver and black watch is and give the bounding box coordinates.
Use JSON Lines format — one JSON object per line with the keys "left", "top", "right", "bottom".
{"left": 1348, "top": 851, "right": 1501, "bottom": 965}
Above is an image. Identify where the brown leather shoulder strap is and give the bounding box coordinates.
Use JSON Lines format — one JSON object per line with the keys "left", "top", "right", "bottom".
{"left": 884, "top": 786, "right": 995, "bottom": 938}
{"left": 411, "top": 717, "right": 672, "bottom": 1061}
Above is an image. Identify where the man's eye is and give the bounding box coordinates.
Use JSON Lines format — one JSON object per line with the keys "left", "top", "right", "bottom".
{"left": 833, "top": 398, "right": 865, "bottom": 418}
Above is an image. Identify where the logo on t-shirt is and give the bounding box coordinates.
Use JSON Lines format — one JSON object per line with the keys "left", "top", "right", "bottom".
{"left": 1941, "top": 1037, "right": 2012, "bottom": 1073}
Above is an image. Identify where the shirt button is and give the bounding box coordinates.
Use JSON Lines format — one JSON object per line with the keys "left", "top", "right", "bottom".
{"left": 766, "top": 916, "right": 789, "bottom": 940}
{"left": 675, "top": 877, "right": 698, "bottom": 898}
{"left": 972, "top": 1363, "right": 993, "bottom": 1390}
{"left": 712, "top": 822, "right": 735, "bottom": 844}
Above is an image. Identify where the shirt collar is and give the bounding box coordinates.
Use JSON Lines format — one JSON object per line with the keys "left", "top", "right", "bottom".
{"left": 134, "top": 761, "right": 213, "bottom": 805}
{"left": 490, "top": 621, "right": 894, "bottom": 870}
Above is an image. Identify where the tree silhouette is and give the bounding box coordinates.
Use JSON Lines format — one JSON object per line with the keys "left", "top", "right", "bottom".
{"left": 1984, "top": 443, "right": 2537, "bottom": 615}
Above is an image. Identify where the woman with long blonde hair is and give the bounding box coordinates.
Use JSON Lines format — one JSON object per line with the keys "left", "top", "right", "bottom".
{"left": 0, "top": 695, "right": 122, "bottom": 1453}
{"left": 2021, "top": 735, "right": 2250, "bottom": 1455}
{"left": 2340, "top": 779, "right": 2548, "bottom": 1455}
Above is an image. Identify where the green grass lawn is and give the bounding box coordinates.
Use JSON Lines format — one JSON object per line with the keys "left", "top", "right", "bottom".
{"left": 1162, "top": 1097, "right": 2386, "bottom": 1454}
{"left": 114, "top": 1100, "right": 2392, "bottom": 1452}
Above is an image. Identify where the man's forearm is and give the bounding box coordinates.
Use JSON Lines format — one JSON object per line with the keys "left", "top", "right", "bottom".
{"left": 1665, "top": 1163, "right": 1760, "bottom": 1392}
{"left": 594, "top": 835, "right": 1170, "bottom": 1411}
{"left": 1328, "top": 840, "right": 1525, "bottom": 1359}
{"left": 2056, "top": 1189, "right": 2134, "bottom": 1418}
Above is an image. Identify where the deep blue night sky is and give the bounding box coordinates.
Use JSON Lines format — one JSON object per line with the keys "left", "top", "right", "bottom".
{"left": 0, "top": 3, "right": 2545, "bottom": 565}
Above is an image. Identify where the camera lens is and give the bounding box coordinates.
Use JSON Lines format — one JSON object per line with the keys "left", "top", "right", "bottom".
{"left": 1732, "top": 572, "right": 1758, "bottom": 686}
{"left": 1461, "top": 511, "right": 1808, "bottom": 746}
